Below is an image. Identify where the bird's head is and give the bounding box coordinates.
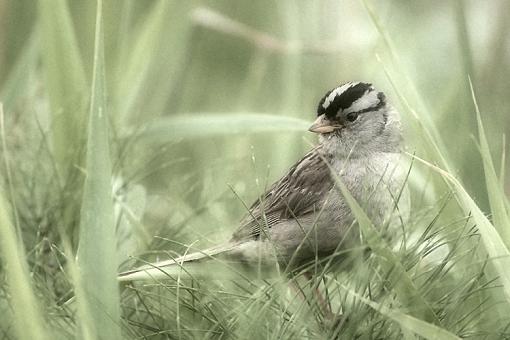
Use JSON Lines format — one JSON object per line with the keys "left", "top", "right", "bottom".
{"left": 309, "top": 82, "right": 401, "bottom": 156}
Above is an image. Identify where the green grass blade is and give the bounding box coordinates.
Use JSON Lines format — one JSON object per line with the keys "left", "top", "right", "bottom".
{"left": 363, "top": 0, "right": 453, "bottom": 174}
{"left": 38, "top": 0, "right": 88, "bottom": 172}
{"left": 499, "top": 134, "right": 506, "bottom": 188}
{"left": 469, "top": 79, "right": 510, "bottom": 248}
{"left": 329, "top": 167, "right": 440, "bottom": 325}
{"left": 113, "top": 0, "right": 174, "bottom": 121}
{"left": 0, "top": 194, "right": 49, "bottom": 340}
{"left": 76, "top": 1, "right": 121, "bottom": 339}
{"left": 130, "top": 113, "right": 310, "bottom": 142}
{"left": 124, "top": 4, "right": 193, "bottom": 121}
{"left": 411, "top": 154, "right": 510, "bottom": 305}
{"left": 339, "top": 284, "right": 460, "bottom": 340}
{"left": 0, "top": 107, "right": 49, "bottom": 340}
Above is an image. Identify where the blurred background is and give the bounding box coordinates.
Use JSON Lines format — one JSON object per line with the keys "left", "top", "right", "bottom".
{"left": 1, "top": 0, "right": 510, "bottom": 338}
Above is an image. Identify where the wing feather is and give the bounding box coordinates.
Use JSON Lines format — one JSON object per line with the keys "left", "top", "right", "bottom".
{"left": 231, "top": 146, "right": 335, "bottom": 241}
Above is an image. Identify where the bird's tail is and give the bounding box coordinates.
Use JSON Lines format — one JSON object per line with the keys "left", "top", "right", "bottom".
{"left": 118, "top": 243, "right": 240, "bottom": 282}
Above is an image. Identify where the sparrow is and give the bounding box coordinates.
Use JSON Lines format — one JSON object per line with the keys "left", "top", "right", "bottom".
{"left": 119, "top": 81, "right": 409, "bottom": 281}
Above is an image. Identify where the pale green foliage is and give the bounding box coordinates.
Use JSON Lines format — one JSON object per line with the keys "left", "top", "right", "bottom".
{"left": 38, "top": 0, "right": 88, "bottom": 173}
{"left": 0, "top": 0, "right": 510, "bottom": 339}
{"left": 0, "top": 113, "right": 48, "bottom": 339}
{"left": 75, "top": 1, "right": 121, "bottom": 339}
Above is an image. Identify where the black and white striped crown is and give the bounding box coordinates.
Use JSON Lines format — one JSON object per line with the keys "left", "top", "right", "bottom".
{"left": 317, "top": 82, "right": 385, "bottom": 118}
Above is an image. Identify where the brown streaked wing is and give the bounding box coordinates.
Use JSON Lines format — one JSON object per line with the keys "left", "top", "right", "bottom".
{"left": 231, "top": 146, "right": 334, "bottom": 241}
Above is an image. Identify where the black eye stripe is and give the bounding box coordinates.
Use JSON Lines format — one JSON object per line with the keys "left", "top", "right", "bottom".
{"left": 352, "top": 102, "right": 382, "bottom": 114}
{"left": 346, "top": 112, "right": 359, "bottom": 122}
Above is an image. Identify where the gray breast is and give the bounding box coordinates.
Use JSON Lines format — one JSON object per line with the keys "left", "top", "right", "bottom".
{"left": 263, "top": 152, "right": 409, "bottom": 265}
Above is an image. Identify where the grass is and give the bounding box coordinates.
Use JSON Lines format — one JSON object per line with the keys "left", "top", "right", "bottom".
{"left": 1, "top": 0, "right": 510, "bottom": 339}
{"left": 75, "top": 1, "right": 121, "bottom": 338}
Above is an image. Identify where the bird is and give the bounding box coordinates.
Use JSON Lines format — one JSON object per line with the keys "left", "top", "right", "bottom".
{"left": 119, "top": 81, "right": 409, "bottom": 281}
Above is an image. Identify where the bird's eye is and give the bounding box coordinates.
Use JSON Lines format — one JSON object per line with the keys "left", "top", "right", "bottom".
{"left": 346, "top": 112, "right": 359, "bottom": 122}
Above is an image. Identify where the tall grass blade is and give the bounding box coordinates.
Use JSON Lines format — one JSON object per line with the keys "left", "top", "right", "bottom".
{"left": 76, "top": 1, "right": 121, "bottom": 338}
{"left": 38, "top": 0, "right": 88, "bottom": 173}
{"left": 411, "top": 154, "right": 510, "bottom": 306}
{"left": 0, "top": 193, "right": 50, "bottom": 340}
{"left": 499, "top": 135, "right": 506, "bottom": 188}
{"left": 0, "top": 106, "right": 49, "bottom": 340}
{"left": 328, "top": 167, "right": 440, "bottom": 325}
{"left": 114, "top": 0, "right": 189, "bottom": 124}
{"left": 363, "top": 0, "right": 453, "bottom": 174}
{"left": 469, "top": 79, "right": 510, "bottom": 248}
